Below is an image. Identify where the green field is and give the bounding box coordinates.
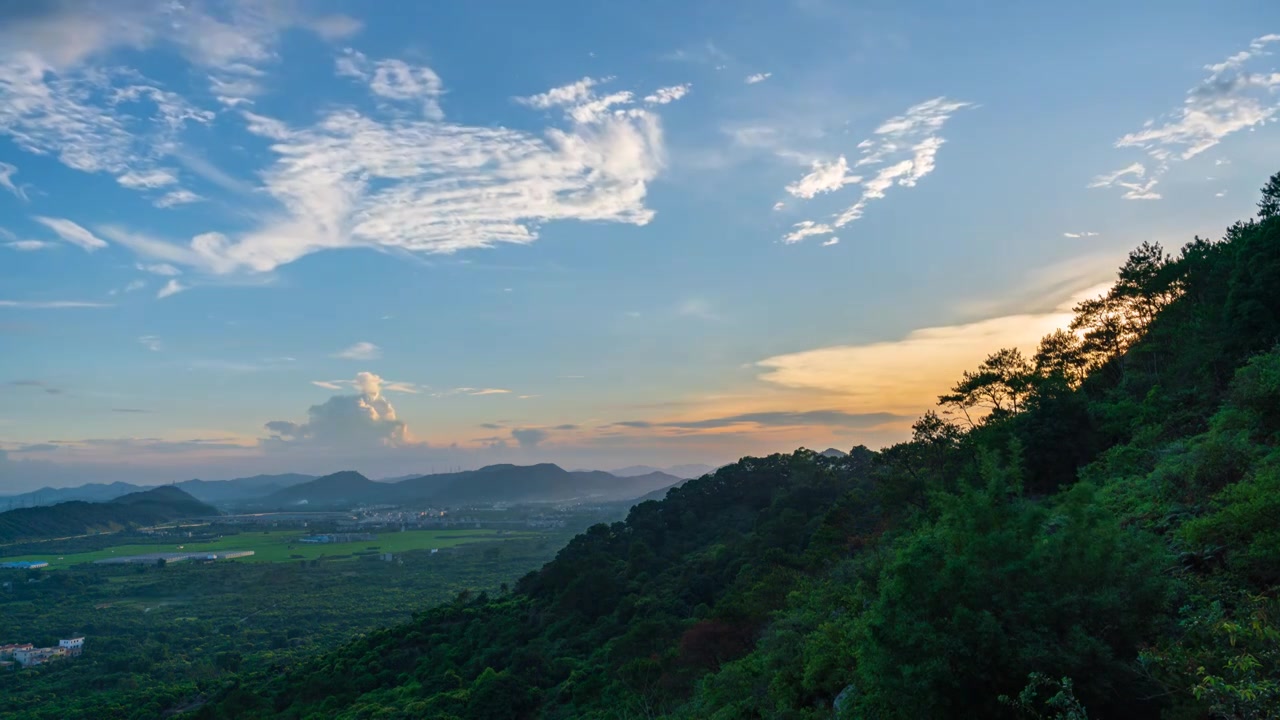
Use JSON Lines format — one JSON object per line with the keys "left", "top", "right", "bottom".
{"left": 4, "top": 528, "right": 533, "bottom": 569}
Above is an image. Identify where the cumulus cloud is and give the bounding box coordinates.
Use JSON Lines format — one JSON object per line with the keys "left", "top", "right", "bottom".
{"left": 33, "top": 216, "right": 107, "bottom": 251}
{"left": 264, "top": 372, "right": 413, "bottom": 449}
{"left": 334, "top": 341, "right": 381, "bottom": 360}
{"left": 0, "top": 162, "right": 27, "bottom": 200}
{"left": 785, "top": 156, "right": 861, "bottom": 199}
{"left": 643, "top": 83, "right": 691, "bottom": 105}
{"left": 745, "top": 72, "right": 772, "bottom": 84}
{"left": 1093, "top": 34, "right": 1280, "bottom": 200}
{"left": 782, "top": 97, "right": 972, "bottom": 241}
{"left": 156, "top": 279, "right": 187, "bottom": 299}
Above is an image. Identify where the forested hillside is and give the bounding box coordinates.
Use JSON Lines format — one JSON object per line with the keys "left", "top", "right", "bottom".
{"left": 198, "top": 175, "right": 1280, "bottom": 719}
{"left": 0, "top": 487, "right": 215, "bottom": 544}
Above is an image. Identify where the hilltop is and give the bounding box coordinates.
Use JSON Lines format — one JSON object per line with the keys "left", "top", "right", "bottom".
{"left": 0, "top": 487, "right": 217, "bottom": 544}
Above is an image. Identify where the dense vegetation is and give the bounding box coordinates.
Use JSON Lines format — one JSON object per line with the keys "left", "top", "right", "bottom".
{"left": 0, "top": 527, "right": 580, "bottom": 720}
{"left": 196, "top": 175, "right": 1280, "bottom": 719}
{"left": 0, "top": 487, "right": 215, "bottom": 544}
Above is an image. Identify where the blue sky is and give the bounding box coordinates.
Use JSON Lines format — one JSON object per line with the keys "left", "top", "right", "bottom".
{"left": 2, "top": 0, "right": 1278, "bottom": 490}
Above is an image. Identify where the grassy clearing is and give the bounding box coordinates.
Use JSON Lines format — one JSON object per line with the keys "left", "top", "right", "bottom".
{"left": 3, "top": 528, "right": 534, "bottom": 569}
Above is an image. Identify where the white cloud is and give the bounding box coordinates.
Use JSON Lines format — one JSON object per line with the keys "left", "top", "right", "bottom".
{"left": 0, "top": 162, "right": 27, "bottom": 200}
{"left": 336, "top": 49, "right": 445, "bottom": 119}
{"left": 785, "top": 156, "right": 862, "bottom": 199}
{"left": 5, "top": 240, "right": 50, "bottom": 251}
{"left": 334, "top": 341, "right": 381, "bottom": 360}
{"left": 745, "top": 72, "right": 772, "bottom": 84}
{"left": 822, "top": 237, "right": 840, "bottom": 247}
{"left": 155, "top": 189, "right": 203, "bottom": 208}
{"left": 1094, "top": 35, "right": 1280, "bottom": 200}
{"left": 156, "top": 279, "right": 187, "bottom": 299}
{"left": 783, "top": 97, "right": 972, "bottom": 241}
{"left": 0, "top": 1, "right": 361, "bottom": 180}
{"left": 311, "top": 380, "right": 343, "bottom": 390}
{"left": 113, "top": 73, "right": 668, "bottom": 275}
{"left": 643, "top": 83, "right": 691, "bottom": 105}
{"left": 33, "top": 216, "right": 107, "bottom": 251}
{"left": 265, "top": 372, "right": 414, "bottom": 449}
{"left": 1088, "top": 162, "right": 1160, "bottom": 200}
{"left": 1216, "top": 189, "right": 1228, "bottom": 198}
{"left": 0, "top": 300, "right": 111, "bottom": 308}
{"left": 1062, "top": 231, "right": 1099, "bottom": 238}
{"left": 137, "top": 263, "right": 182, "bottom": 276}
{"left": 782, "top": 220, "right": 835, "bottom": 244}
{"left": 772, "top": 201, "right": 785, "bottom": 211}
{"left": 138, "top": 335, "right": 162, "bottom": 352}
{"left": 313, "top": 377, "right": 423, "bottom": 394}
{"left": 518, "top": 76, "right": 603, "bottom": 109}
{"left": 123, "top": 280, "right": 146, "bottom": 293}
{"left": 116, "top": 169, "right": 178, "bottom": 189}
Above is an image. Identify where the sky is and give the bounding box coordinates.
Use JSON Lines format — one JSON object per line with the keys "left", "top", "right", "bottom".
{"left": 2, "top": 0, "right": 1279, "bottom": 491}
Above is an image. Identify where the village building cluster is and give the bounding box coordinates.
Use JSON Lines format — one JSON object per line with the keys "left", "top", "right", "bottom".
{"left": 0, "top": 637, "right": 84, "bottom": 668}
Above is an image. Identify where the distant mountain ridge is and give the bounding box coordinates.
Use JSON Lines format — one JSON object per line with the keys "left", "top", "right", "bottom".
{"left": 609, "top": 463, "right": 717, "bottom": 479}
{"left": 1, "top": 474, "right": 317, "bottom": 510}
{"left": 258, "top": 464, "right": 685, "bottom": 509}
{"left": 0, "top": 486, "right": 217, "bottom": 544}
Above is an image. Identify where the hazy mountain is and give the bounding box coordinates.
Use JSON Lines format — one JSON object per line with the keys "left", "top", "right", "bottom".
{"left": 176, "top": 474, "right": 315, "bottom": 504}
{"left": 819, "top": 448, "right": 848, "bottom": 458}
{"left": 610, "top": 463, "right": 716, "bottom": 479}
{"left": 0, "top": 486, "right": 217, "bottom": 543}
{"left": 630, "top": 477, "right": 692, "bottom": 505}
{"left": 255, "top": 465, "right": 684, "bottom": 509}
{"left": 262, "top": 471, "right": 382, "bottom": 507}
{"left": 0, "top": 481, "right": 146, "bottom": 510}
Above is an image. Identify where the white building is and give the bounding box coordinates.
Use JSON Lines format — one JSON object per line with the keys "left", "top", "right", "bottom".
{"left": 59, "top": 637, "right": 84, "bottom": 651}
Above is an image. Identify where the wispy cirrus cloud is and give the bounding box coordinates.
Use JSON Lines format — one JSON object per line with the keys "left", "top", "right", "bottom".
{"left": 1062, "top": 231, "right": 1099, "bottom": 238}
{"left": 5, "top": 240, "right": 51, "bottom": 251}
{"left": 0, "top": 162, "right": 27, "bottom": 200}
{"left": 1092, "top": 34, "right": 1280, "bottom": 200}
{"left": 113, "top": 73, "right": 670, "bottom": 275}
{"left": 138, "top": 335, "right": 162, "bottom": 352}
{"left": 0, "top": 300, "right": 111, "bottom": 309}
{"left": 781, "top": 97, "right": 972, "bottom": 242}
{"left": 33, "top": 216, "right": 107, "bottom": 251}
